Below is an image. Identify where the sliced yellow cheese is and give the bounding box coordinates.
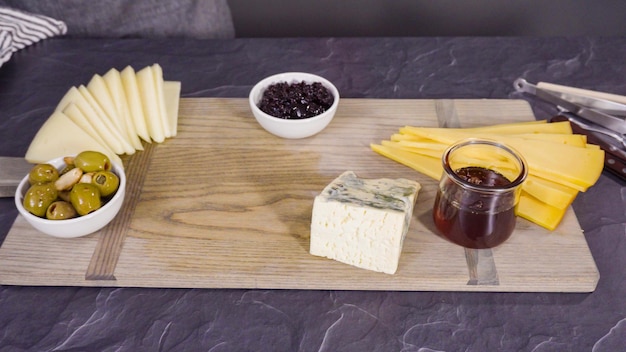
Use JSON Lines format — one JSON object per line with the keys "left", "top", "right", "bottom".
{"left": 399, "top": 127, "right": 604, "bottom": 190}
{"left": 121, "top": 65, "right": 151, "bottom": 143}
{"left": 421, "top": 120, "right": 572, "bottom": 135}
{"left": 391, "top": 133, "right": 424, "bottom": 142}
{"left": 517, "top": 192, "right": 567, "bottom": 231}
{"left": 151, "top": 63, "right": 172, "bottom": 138}
{"left": 492, "top": 133, "right": 586, "bottom": 147}
{"left": 25, "top": 111, "right": 123, "bottom": 167}
{"left": 370, "top": 141, "right": 579, "bottom": 230}
{"left": 523, "top": 175, "right": 578, "bottom": 210}
{"left": 163, "top": 80, "right": 181, "bottom": 137}
{"left": 392, "top": 131, "right": 585, "bottom": 147}
{"left": 136, "top": 65, "right": 165, "bottom": 143}
{"left": 392, "top": 139, "right": 448, "bottom": 151}
{"left": 504, "top": 139, "right": 603, "bottom": 191}
{"left": 78, "top": 85, "right": 135, "bottom": 155}
{"left": 381, "top": 140, "right": 444, "bottom": 158}
{"left": 102, "top": 68, "right": 144, "bottom": 150}
{"left": 62, "top": 103, "right": 116, "bottom": 157}
{"left": 378, "top": 139, "right": 579, "bottom": 208}
{"left": 55, "top": 86, "right": 126, "bottom": 155}
{"left": 370, "top": 143, "right": 443, "bottom": 180}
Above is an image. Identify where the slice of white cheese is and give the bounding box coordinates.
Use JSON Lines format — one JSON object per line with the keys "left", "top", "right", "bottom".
{"left": 25, "top": 111, "right": 123, "bottom": 167}
{"left": 136, "top": 65, "right": 165, "bottom": 143}
{"left": 62, "top": 103, "right": 116, "bottom": 157}
{"left": 151, "top": 63, "right": 172, "bottom": 138}
{"left": 56, "top": 86, "right": 126, "bottom": 155}
{"left": 102, "top": 68, "right": 144, "bottom": 150}
{"left": 121, "top": 65, "right": 151, "bottom": 143}
{"left": 163, "top": 80, "right": 181, "bottom": 136}
{"left": 78, "top": 85, "right": 135, "bottom": 155}
{"left": 310, "top": 171, "right": 421, "bottom": 275}
{"left": 87, "top": 74, "right": 123, "bottom": 135}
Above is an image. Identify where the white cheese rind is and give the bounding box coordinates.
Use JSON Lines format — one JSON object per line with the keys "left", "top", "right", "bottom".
{"left": 310, "top": 171, "right": 421, "bottom": 274}
{"left": 163, "top": 80, "right": 181, "bottom": 137}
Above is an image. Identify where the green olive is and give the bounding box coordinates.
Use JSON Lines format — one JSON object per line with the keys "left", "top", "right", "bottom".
{"left": 59, "top": 164, "right": 76, "bottom": 175}
{"left": 23, "top": 183, "right": 58, "bottom": 217}
{"left": 45, "top": 200, "right": 78, "bottom": 220}
{"left": 28, "top": 163, "right": 59, "bottom": 185}
{"left": 73, "top": 151, "right": 111, "bottom": 173}
{"left": 91, "top": 171, "right": 119, "bottom": 197}
{"left": 69, "top": 183, "right": 101, "bottom": 216}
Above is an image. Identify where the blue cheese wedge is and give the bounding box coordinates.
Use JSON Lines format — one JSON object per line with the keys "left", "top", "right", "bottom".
{"left": 310, "top": 171, "right": 421, "bottom": 274}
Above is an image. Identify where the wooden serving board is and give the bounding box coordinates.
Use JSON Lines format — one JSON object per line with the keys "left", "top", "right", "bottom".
{"left": 0, "top": 98, "right": 599, "bottom": 292}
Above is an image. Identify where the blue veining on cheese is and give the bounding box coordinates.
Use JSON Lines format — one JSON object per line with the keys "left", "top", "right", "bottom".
{"left": 323, "top": 172, "right": 419, "bottom": 212}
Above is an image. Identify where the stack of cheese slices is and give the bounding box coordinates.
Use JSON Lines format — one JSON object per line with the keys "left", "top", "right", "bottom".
{"left": 25, "top": 64, "right": 181, "bottom": 167}
{"left": 371, "top": 120, "right": 605, "bottom": 231}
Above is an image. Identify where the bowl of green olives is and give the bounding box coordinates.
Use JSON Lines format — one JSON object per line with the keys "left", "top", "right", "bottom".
{"left": 14, "top": 151, "right": 126, "bottom": 238}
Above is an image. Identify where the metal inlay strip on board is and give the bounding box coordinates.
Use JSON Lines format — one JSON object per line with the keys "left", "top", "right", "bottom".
{"left": 85, "top": 143, "right": 154, "bottom": 281}
{"left": 435, "top": 99, "right": 500, "bottom": 286}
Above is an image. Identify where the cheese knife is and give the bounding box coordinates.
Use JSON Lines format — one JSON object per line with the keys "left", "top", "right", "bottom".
{"left": 514, "top": 78, "right": 626, "bottom": 135}
{"left": 0, "top": 157, "right": 32, "bottom": 197}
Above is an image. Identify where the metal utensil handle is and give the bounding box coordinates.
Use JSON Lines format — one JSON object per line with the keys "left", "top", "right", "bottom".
{"left": 560, "top": 112, "right": 626, "bottom": 149}
{"left": 514, "top": 78, "right": 626, "bottom": 135}
{"left": 515, "top": 78, "right": 626, "bottom": 116}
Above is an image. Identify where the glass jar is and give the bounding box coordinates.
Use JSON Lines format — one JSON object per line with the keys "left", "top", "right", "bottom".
{"left": 432, "top": 138, "right": 528, "bottom": 249}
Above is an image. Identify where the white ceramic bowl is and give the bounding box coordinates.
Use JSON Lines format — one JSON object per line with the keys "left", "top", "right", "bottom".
{"left": 15, "top": 156, "right": 126, "bottom": 238}
{"left": 249, "top": 72, "right": 340, "bottom": 139}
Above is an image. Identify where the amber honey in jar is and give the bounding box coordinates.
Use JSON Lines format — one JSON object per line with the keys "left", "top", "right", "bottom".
{"left": 432, "top": 138, "right": 528, "bottom": 249}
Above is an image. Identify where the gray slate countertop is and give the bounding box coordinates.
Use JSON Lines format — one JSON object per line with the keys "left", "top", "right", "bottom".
{"left": 0, "top": 37, "right": 624, "bottom": 351}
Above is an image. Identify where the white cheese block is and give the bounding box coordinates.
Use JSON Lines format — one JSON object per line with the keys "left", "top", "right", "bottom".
{"left": 151, "top": 63, "right": 172, "bottom": 138}
{"left": 78, "top": 85, "right": 135, "bottom": 155}
{"left": 102, "top": 68, "right": 144, "bottom": 150}
{"left": 121, "top": 65, "right": 151, "bottom": 143}
{"left": 136, "top": 65, "right": 165, "bottom": 143}
{"left": 163, "top": 80, "right": 181, "bottom": 136}
{"left": 25, "top": 111, "right": 123, "bottom": 167}
{"left": 310, "top": 171, "right": 421, "bottom": 274}
{"left": 55, "top": 86, "right": 126, "bottom": 155}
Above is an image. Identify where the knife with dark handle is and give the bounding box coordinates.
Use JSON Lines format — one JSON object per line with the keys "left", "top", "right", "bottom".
{"left": 550, "top": 115, "right": 626, "bottom": 181}
{"left": 0, "top": 157, "right": 33, "bottom": 197}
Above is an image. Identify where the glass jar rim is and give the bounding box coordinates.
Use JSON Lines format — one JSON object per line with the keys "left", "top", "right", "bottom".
{"left": 442, "top": 138, "right": 528, "bottom": 193}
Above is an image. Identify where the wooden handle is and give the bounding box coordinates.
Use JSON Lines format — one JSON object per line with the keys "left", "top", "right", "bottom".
{"left": 538, "top": 82, "right": 626, "bottom": 105}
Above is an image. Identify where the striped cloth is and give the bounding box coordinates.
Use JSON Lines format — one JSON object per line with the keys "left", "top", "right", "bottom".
{"left": 0, "top": 7, "right": 66, "bottom": 67}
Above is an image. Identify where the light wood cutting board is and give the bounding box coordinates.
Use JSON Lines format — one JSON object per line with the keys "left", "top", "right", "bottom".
{"left": 0, "top": 98, "right": 599, "bottom": 292}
